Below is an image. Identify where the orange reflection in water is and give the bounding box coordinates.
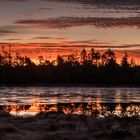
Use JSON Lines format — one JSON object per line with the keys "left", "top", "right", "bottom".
{"left": 3, "top": 101, "right": 140, "bottom": 118}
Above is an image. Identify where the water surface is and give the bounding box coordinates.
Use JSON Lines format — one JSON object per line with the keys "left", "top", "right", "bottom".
{"left": 0, "top": 87, "right": 139, "bottom": 105}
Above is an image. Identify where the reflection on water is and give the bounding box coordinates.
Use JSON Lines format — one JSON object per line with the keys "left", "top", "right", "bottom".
{"left": 3, "top": 102, "right": 140, "bottom": 118}
{"left": 0, "top": 87, "right": 139, "bottom": 105}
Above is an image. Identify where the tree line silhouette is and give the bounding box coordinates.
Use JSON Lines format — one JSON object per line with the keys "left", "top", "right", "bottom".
{"left": 0, "top": 47, "right": 140, "bottom": 85}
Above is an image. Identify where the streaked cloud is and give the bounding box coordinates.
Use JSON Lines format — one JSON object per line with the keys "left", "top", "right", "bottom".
{"left": 0, "top": 0, "right": 139, "bottom": 61}
{"left": 0, "top": 30, "right": 16, "bottom": 34}
{"left": 33, "top": 36, "right": 68, "bottom": 40}
{"left": 1, "top": 0, "right": 140, "bottom": 5}
{"left": 15, "top": 17, "right": 140, "bottom": 29}
{"left": 1, "top": 42, "right": 140, "bottom": 50}
{"left": 0, "top": 30, "right": 16, "bottom": 36}
{"left": 0, "top": 0, "right": 29, "bottom": 2}
{"left": 45, "top": 0, "right": 140, "bottom": 6}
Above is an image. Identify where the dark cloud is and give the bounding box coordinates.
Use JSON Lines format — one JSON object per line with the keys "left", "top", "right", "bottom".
{"left": 54, "top": 44, "right": 140, "bottom": 50}
{"left": 45, "top": 0, "right": 140, "bottom": 6}
{"left": 1, "top": 0, "right": 140, "bottom": 5}
{"left": 1, "top": 42, "right": 140, "bottom": 50}
{"left": 15, "top": 17, "right": 140, "bottom": 29}
{"left": 0, "top": 0, "right": 29, "bottom": 2}
{"left": 0, "top": 30, "right": 15, "bottom": 33}
{"left": 5, "top": 39, "right": 22, "bottom": 41}
{"left": 38, "top": 7, "right": 54, "bottom": 10}
{"left": 0, "top": 30, "right": 16, "bottom": 36}
{"left": 63, "top": 39, "right": 112, "bottom": 46}
{"left": 45, "top": 0, "right": 140, "bottom": 11}
{"left": 33, "top": 36, "right": 68, "bottom": 40}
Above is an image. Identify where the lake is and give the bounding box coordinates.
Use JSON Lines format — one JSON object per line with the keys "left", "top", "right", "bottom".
{"left": 0, "top": 87, "right": 140, "bottom": 105}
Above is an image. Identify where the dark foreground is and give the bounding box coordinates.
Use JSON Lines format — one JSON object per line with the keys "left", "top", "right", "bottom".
{"left": 0, "top": 112, "right": 140, "bottom": 140}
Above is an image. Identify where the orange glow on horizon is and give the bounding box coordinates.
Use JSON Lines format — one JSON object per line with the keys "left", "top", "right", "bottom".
{"left": 0, "top": 43, "right": 139, "bottom": 64}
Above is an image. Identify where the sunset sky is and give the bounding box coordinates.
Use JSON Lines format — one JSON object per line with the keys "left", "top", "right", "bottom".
{"left": 0, "top": 0, "right": 140, "bottom": 62}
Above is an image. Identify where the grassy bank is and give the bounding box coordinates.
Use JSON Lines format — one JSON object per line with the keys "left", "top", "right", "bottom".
{"left": 0, "top": 111, "right": 140, "bottom": 140}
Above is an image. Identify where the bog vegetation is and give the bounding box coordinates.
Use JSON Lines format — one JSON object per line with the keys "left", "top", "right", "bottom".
{"left": 0, "top": 47, "right": 140, "bottom": 85}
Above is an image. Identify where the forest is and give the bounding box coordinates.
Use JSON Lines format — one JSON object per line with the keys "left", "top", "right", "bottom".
{"left": 0, "top": 47, "right": 140, "bottom": 85}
